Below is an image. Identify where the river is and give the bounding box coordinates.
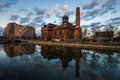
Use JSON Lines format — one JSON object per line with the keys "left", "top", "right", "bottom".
{"left": 0, "top": 44, "right": 120, "bottom": 80}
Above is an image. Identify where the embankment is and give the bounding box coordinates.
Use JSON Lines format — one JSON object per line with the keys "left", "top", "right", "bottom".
{"left": 22, "top": 40, "right": 120, "bottom": 51}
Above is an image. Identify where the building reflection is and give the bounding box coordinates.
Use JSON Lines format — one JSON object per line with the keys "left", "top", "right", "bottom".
{"left": 3, "top": 44, "right": 35, "bottom": 57}
{"left": 41, "top": 45, "right": 120, "bottom": 78}
{"left": 41, "top": 45, "right": 82, "bottom": 78}
{"left": 2, "top": 44, "right": 120, "bottom": 79}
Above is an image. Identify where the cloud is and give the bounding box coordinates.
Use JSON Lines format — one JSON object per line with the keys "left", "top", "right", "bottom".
{"left": 19, "top": 11, "right": 34, "bottom": 24}
{"left": 14, "top": 7, "right": 48, "bottom": 28}
{"left": 89, "top": 22, "right": 101, "bottom": 27}
{"left": 46, "top": 12, "right": 52, "bottom": 18}
{"left": 20, "top": 8, "right": 28, "bottom": 12}
{"left": 33, "top": 7, "right": 52, "bottom": 19}
{"left": 33, "top": 7, "right": 46, "bottom": 16}
{"left": 53, "top": 21, "right": 57, "bottom": 23}
{"left": 82, "top": 9, "right": 100, "bottom": 20}
{"left": 33, "top": 16, "right": 43, "bottom": 23}
{"left": 81, "top": 25, "right": 90, "bottom": 28}
{"left": 64, "top": 10, "right": 75, "bottom": 17}
{"left": 20, "top": 17, "right": 30, "bottom": 24}
{"left": 54, "top": 4, "right": 67, "bottom": 14}
{"left": 64, "top": 11, "right": 70, "bottom": 17}
{"left": 27, "top": 22, "right": 39, "bottom": 28}
{"left": 70, "top": 10, "right": 75, "bottom": 14}
{"left": 108, "top": 17, "right": 120, "bottom": 21}
{"left": 9, "top": 15, "right": 19, "bottom": 21}
{"left": 81, "top": 20, "right": 120, "bottom": 34}
{"left": 56, "top": 14, "right": 62, "bottom": 22}
{"left": 106, "top": 17, "right": 120, "bottom": 25}
{"left": 54, "top": 7, "right": 63, "bottom": 15}
{"left": 0, "top": 0, "right": 18, "bottom": 13}
{"left": 102, "top": 0, "right": 116, "bottom": 8}
{"left": 9, "top": 4, "right": 74, "bottom": 28}
{"left": 82, "top": 22, "right": 101, "bottom": 28}
{"left": 82, "top": 20, "right": 120, "bottom": 33}
{"left": 82, "top": 0, "right": 99, "bottom": 10}
{"left": 40, "top": 22, "right": 46, "bottom": 27}
{"left": 82, "top": 0, "right": 118, "bottom": 21}
{"left": 63, "top": 4, "right": 69, "bottom": 10}
{"left": 27, "top": 20, "right": 46, "bottom": 28}
{"left": 100, "top": 0, "right": 116, "bottom": 14}
{"left": 26, "top": 11, "right": 34, "bottom": 18}
{"left": 53, "top": 4, "right": 75, "bottom": 22}
{"left": 70, "top": 20, "right": 75, "bottom": 25}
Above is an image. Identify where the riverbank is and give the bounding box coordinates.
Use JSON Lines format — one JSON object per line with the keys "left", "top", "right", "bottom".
{"left": 21, "top": 40, "right": 120, "bottom": 51}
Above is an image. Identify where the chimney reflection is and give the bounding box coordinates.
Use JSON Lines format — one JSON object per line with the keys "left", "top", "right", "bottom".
{"left": 3, "top": 44, "right": 35, "bottom": 57}
{"left": 41, "top": 45, "right": 82, "bottom": 78}
{"left": 74, "top": 47, "right": 82, "bottom": 78}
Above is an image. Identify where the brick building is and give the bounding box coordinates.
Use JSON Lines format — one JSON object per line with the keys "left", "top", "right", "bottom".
{"left": 41, "top": 7, "right": 82, "bottom": 41}
{"left": 95, "top": 30, "right": 113, "bottom": 42}
{"left": 3, "top": 23, "right": 35, "bottom": 41}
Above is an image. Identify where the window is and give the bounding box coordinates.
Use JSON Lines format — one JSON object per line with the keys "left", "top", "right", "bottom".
{"left": 62, "top": 30, "right": 64, "bottom": 34}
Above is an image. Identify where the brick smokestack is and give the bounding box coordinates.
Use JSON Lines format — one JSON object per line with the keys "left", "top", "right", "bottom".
{"left": 76, "top": 7, "right": 80, "bottom": 28}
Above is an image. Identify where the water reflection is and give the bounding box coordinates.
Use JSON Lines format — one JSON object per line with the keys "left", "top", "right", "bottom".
{"left": 81, "top": 49, "right": 120, "bottom": 69}
{"left": 41, "top": 45, "right": 81, "bottom": 77}
{"left": 41, "top": 46, "right": 120, "bottom": 80}
{"left": 0, "top": 44, "right": 120, "bottom": 80}
{"left": 3, "top": 44, "right": 35, "bottom": 57}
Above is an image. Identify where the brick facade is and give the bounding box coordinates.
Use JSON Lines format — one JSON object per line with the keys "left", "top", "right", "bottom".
{"left": 41, "top": 7, "right": 82, "bottom": 41}
{"left": 3, "top": 23, "right": 35, "bottom": 41}
{"left": 95, "top": 31, "right": 113, "bottom": 42}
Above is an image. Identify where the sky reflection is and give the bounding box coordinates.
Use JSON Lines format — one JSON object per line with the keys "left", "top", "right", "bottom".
{"left": 0, "top": 44, "right": 119, "bottom": 80}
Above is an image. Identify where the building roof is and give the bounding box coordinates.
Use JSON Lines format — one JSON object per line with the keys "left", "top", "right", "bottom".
{"left": 47, "top": 23, "right": 57, "bottom": 28}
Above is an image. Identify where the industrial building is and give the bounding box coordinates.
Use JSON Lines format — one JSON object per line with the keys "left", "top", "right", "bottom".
{"left": 3, "top": 23, "right": 35, "bottom": 42}
{"left": 41, "top": 7, "right": 82, "bottom": 41}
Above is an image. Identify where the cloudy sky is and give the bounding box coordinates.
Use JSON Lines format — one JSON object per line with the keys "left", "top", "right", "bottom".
{"left": 0, "top": 0, "right": 120, "bottom": 29}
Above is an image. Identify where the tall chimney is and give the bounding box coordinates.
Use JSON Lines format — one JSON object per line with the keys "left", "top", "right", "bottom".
{"left": 76, "top": 7, "right": 80, "bottom": 28}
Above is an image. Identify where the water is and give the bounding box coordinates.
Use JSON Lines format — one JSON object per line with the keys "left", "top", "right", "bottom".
{"left": 0, "top": 44, "right": 120, "bottom": 80}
